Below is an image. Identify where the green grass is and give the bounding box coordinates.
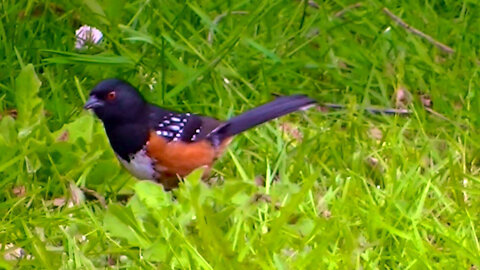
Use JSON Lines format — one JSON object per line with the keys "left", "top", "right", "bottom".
{"left": 1, "top": 0, "right": 480, "bottom": 268}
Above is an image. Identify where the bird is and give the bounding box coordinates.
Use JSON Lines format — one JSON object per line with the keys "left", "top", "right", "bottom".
{"left": 84, "top": 79, "right": 316, "bottom": 190}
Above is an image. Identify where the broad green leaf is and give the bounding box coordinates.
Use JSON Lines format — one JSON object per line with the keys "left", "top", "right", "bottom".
{"left": 0, "top": 116, "right": 16, "bottom": 145}
{"left": 182, "top": 168, "right": 211, "bottom": 206}
{"left": 184, "top": 167, "right": 204, "bottom": 187}
{"left": 87, "top": 160, "right": 120, "bottom": 185}
{"left": 144, "top": 239, "right": 168, "bottom": 262}
{"left": 17, "top": 117, "right": 42, "bottom": 139}
{"left": 134, "top": 181, "right": 171, "bottom": 209}
{"left": 104, "top": 204, "right": 151, "bottom": 248}
{"left": 14, "top": 64, "right": 42, "bottom": 126}
{"left": 82, "top": 0, "right": 106, "bottom": 16}
{"left": 104, "top": 0, "right": 125, "bottom": 23}
{"left": 128, "top": 195, "right": 150, "bottom": 220}
{"left": 54, "top": 114, "right": 95, "bottom": 144}
{"left": 24, "top": 153, "right": 41, "bottom": 174}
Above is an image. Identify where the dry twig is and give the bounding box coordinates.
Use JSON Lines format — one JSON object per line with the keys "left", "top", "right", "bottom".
{"left": 208, "top": 11, "right": 249, "bottom": 43}
{"left": 335, "top": 2, "right": 363, "bottom": 17}
{"left": 424, "top": 107, "right": 449, "bottom": 121}
{"left": 322, "top": 103, "right": 411, "bottom": 115}
{"left": 382, "top": 8, "right": 454, "bottom": 54}
{"left": 321, "top": 103, "right": 457, "bottom": 124}
{"left": 80, "top": 187, "right": 106, "bottom": 208}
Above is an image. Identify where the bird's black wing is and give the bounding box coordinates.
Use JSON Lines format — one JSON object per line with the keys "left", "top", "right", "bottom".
{"left": 147, "top": 105, "right": 222, "bottom": 143}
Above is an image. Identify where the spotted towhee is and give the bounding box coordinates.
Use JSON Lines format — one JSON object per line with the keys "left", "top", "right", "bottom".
{"left": 84, "top": 79, "right": 316, "bottom": 190}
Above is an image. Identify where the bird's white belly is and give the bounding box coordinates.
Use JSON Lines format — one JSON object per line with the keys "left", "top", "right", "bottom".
{"left": 117, "top": 149, "right": 156, "bottom": 180}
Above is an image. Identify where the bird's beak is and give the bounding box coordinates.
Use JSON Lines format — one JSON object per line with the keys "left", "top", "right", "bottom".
{"left": 84, "top": 96, "right": 104, "bottom": 110}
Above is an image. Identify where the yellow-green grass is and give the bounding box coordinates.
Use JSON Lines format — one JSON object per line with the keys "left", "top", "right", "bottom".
{"left": 0, "top": 0, "right": 479, "bottom": 268}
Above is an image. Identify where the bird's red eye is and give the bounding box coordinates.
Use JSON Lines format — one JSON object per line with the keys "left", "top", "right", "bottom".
{"left": 106, "top": 91, "right": 116, "bottom": 101}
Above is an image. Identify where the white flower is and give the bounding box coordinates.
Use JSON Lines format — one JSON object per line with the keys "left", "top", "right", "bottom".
{"left": 75, "top": 25, "right": 103, "bottom": 49}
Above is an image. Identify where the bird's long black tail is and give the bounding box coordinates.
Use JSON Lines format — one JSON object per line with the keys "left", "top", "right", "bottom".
{"left": 208, "top": 95, "right": 316, "bottom": 146}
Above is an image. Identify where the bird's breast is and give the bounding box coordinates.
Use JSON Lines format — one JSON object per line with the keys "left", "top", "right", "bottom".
{"left": 116, "top": 148, "right": 157, "bottom": 180}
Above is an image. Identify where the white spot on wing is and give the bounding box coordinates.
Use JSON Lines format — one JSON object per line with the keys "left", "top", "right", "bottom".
{"left": 161, "top": 131, "right": 173, "bottom": 137}
{"left": 191, "top": 128, "right": 201, "bottom": 141}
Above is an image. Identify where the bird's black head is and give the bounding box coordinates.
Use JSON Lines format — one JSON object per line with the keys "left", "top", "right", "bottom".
{"left": 85, "top": 79, "right": 146, "bottom": 125}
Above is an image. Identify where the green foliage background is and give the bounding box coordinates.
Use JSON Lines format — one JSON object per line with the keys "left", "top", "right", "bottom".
{"left": 1, "top": 0, "right": 480, "bottom": 268}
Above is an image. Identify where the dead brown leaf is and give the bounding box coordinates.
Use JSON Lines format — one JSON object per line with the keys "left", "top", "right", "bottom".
{"left": 337, "top": 61, "right": 348, "bottom": 70}
{"left": 294, "top": 0, "right": 319, "bottom": 9}
{"left": 12, "top": 186, "right": 26, "bottom": 197}
{"left": 1, "top": 243, "right": 33, "bottom": 261}
{"left": 53, "top": 197, "right": 67, "bottom": 207}
{"left": 274, "top": 202, "right": 282, "bottom": 210}
{"left": 69, "top": 182, "right": 85, "bottom": 205}
{"left": 308, "top": 0, "right": 319, "bottom": 9}
{"left": 394, "top": 86, "right": 412, "bottom": 108}
{"left": 366, "top": 156, "right": 379, "bottom": 167}
{"left": 205, "top": 175, "right": 224, "bottom": 186}
{"left": 366, "top": 156, "right": 385, "bottom": 174}
{"left": 280, "top": 122, "right": 303, "bottom": 142}
{"left": 316, "top": 105, "right": 330, "bottom": 113}
{"left": 57, "top": 130, "right": 69, "bottom": 142}
{"left": 6, "top": 109, "right": 18, "bottom": 119}
{"left": 420, "top": 94, "right": 432, "bottom": 108}
{"left": 322, "top": 210, "right": 331, "bottom": 219}
{"left": 108, "top": 255, "right": 116, "bottom": 266}
{"left": 369, "top": 127, "right": 383, "bottom": 141}
{"left": 255, "top": 176, "right": 265, "bottom": 187}
{"left": 80, "top": 187, "right": 106, "bottom": 208}
{"left": 435, "top": 55, "right": 446, "bottom": 63}
{"left": 252, "top": 193, "right": 271, "bottom": 203}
